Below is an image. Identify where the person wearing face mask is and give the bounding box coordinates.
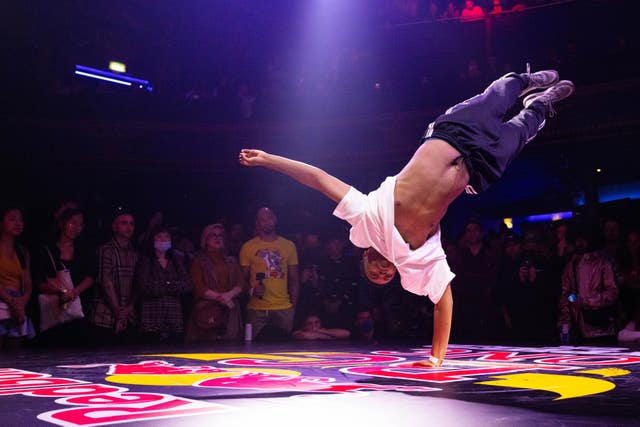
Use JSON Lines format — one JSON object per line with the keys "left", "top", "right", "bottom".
{"left": 135, "top": 226, "right": 192, "bottom": 344}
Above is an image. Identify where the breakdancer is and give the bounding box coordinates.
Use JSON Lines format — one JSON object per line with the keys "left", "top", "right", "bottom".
{"left": 239, "top": 68, "right": 574, "bottom": 367}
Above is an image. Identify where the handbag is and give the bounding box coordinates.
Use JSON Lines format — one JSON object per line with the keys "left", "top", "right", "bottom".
{"left": 38, "top": 247, "right": 84, "bottom": 332}
{"left": 193, "top": 299, "right": 229, "bottom": 330}
{"left": 582, "top": 306, "right": 617, "bottom": 327}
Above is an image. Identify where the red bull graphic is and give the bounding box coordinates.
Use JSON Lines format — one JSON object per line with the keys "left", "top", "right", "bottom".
{"left": 1, "top": 344, "right": 640, "bottom": 426}
{"left": 0, "top": 368, "right": 231, "bottom": 426}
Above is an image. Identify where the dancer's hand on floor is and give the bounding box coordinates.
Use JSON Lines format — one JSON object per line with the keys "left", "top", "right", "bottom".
{"left": 413, "top": 358, "right": 443, "bottom": 368}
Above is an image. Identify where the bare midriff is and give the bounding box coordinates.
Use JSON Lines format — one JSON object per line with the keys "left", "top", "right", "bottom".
{"left": 394, "top": 139, "right": 470, "bottom": 250}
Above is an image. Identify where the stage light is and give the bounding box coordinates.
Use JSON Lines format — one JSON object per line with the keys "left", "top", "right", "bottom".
{"left": 109, "top": 61, "right": 126, "bottom": 73}
{"left": 596, "top": 168, "right": 603, "bottom": 173}
{"left": 525, "top": 211, "right": 572, "bottom": 223}
{"left": 74, "top": 70, "right": 131, "bottom": 86}
{"left": 503, "top": 218, "right": 513, "bottom": 229}
{"left": 74, "top": 64, "right": 153, "bottom": 91}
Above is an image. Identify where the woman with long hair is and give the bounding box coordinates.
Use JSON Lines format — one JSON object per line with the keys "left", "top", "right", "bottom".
{"left": 0, "top": 203, "right": 35, "bottom": 349}
{"left": 36, "top": 208, "right": 94, "bottom": 347}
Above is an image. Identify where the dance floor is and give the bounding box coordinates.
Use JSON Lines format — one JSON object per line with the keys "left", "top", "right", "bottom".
{"left": 1, "top": 341, "right": 639, "bottom": 426}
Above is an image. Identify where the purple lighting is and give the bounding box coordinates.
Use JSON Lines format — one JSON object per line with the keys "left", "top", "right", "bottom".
{"left": 74, "top": 65, "right": 153, "bottom": 91}
{"left": 525, "top": 211, "right": 573, "bottom": 223}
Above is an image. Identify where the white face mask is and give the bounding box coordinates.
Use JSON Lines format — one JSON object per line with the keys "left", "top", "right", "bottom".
{"left": 154, "top": 241, "right": 172, "bottom": 252}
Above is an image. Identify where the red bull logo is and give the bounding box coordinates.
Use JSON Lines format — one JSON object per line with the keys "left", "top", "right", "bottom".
{"left": 2, "top": 345, "right": 639, "bottom": 426}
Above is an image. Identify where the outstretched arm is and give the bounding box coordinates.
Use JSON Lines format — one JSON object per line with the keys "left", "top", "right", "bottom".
{"left": 239, "top": 149, "right": 351, "bottom": 203}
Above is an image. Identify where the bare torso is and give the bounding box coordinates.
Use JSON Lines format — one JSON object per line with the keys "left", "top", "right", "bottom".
{"left": 394, "top": 139, "right": 470, "bottom": 249}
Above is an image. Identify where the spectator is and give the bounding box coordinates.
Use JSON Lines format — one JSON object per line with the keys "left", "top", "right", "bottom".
{"left": 89, "top": 208, "right": 139, "bottom": 345}
{"left": 599, "top": 218, "right": 624, "bottom": 285}
{"left": 317, "top": 235, "right": 360, "bottom": 329}
{"left": 137, "top": 211, "right": 164, "bottom": 247}
{"left": 173, "top": 230, "right": 197, "bottom": 266}
{"left": 547, "top": 221, "right": 575, "bottom": 328}
{"left": 239, "top": 207, "right": 299, "bottom": 340}
{"left": 558, "top": 229, "right": 619, "bottom": 344}
{"left": 495, "top": 232, "right": 549, "bottom": 342}
{"left": 460, "top": 0, "right": 485, "bottom": 22}
{"left": 618, "top": 290, "right": 640, "bottom": 344}
{"left": 0, "top": 204, "right": 35, "bottom": 349}
{"left": 449, "top": 219, "right": 499, "bottom": 341}
{"left": 426, "top": 1, "right": 440, "bottom": 21}
{"left": 441, "top": 1, "right": 460, "bottom": 20}
{"left": 186, "top": 224, "right": 243, "bottom": 343}
{"left": 226, "top": 222, "right": 246, "bottom": 259}
{"left": 551, "top": 220, "right": 575, "bottom": 262}
{"left": 50, "top": 200, "right": 80, "bottom": 239}
{"left": 299, "top": 231, "right": 323, "bottom": 267}
{"left": 356, "top": 255, "right": 405, "bottom": 340}
{"left": 136, "top": 226, "right": 192, "bottom": 344}
{"left": 292, "top": 313, "right": 350, "bottom": 340}
{"left": 490, "top": 0, "right": 503, "bottom": 14}
{"left": 36, "top": 208, "right": 94, "bottom": 347}
{"left": 294, "top": 262, "right": 324, "bottom": 329}
{"left": 620, "top": 229, "right": 640, "bottom": 323}
{"left": 352, "top": 307, "right": 375, "bottom": 342}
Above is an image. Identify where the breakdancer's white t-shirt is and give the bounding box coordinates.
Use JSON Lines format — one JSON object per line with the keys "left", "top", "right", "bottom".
{"left": 333, "top": 176, "right": 454, "bottom": 304}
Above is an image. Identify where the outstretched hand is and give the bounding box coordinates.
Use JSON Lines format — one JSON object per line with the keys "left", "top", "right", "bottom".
{"left": 238, "top": 149, "right": 267, "bottom": 167}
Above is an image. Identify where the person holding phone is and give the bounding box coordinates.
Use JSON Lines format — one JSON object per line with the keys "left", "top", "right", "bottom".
{"left": 239, "top": 207, "right": 299, "bottom": 340}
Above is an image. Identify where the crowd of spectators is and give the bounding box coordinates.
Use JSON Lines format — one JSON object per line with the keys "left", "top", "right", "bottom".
{"left": 385, "top": 0, "right": 565, "bottom": 24}
{"left": 2, "top": 197, "right": 639, "bottom": 351}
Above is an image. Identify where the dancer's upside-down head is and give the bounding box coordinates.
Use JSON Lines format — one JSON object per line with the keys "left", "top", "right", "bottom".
{"left": 363, "top": 247, "right": 396, "bottom": 285}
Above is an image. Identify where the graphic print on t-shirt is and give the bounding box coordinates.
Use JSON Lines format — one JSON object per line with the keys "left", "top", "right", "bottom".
{"left": 257, "top": 249, "right": 285, "bottom": 279}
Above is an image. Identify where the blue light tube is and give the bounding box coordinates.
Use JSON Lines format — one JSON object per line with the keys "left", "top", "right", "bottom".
{"left": 74, "top": 70, "right": 132, "bottom": 86}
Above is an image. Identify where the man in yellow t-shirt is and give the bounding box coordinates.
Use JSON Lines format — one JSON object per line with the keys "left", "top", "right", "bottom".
{"left": 239, "top": 207, "right": 299, "bottom": 339}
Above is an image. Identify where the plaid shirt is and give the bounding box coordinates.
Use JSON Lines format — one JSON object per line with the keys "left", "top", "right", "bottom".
{"left": 136, "top": 254, "right": 191, "bottom": 333}
{"left": 90, "top": 239, "right": 139, "bottom": 329}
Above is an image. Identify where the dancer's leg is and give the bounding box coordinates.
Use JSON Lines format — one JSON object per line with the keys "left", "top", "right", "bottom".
{"left": 495, "top": 105, "right": 547, "bottom": 170}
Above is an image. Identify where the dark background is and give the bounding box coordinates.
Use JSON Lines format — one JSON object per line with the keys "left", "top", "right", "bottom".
{"left": 1, "top": 0, "right": 638, "bottom": 242}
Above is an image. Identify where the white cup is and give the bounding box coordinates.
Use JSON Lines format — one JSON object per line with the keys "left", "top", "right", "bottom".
{"left": 244, "top": 323, "right": 253, "bottom": 341}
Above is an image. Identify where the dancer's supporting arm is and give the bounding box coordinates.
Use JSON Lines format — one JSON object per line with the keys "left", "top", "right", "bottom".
{"left": 239, "top": 149, "right": 350, "bottom": 203}
{"left": 414, "top": 283, "right": 452, "bottom": 368}
{"left": 430, "top": 283, "right": 453, "bottom": 367}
